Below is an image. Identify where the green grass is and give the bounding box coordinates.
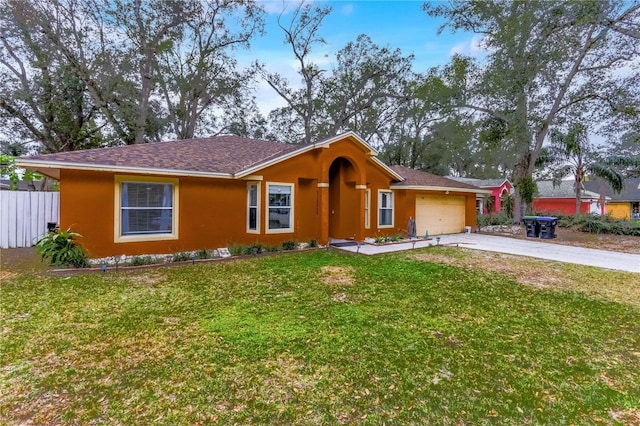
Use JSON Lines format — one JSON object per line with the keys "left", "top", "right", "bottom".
{"left": 2, "top": 250, "right": 639, "bottom": 424}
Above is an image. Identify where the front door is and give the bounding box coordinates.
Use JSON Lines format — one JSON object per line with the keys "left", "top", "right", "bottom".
{"left": 328, "top": 157, "right": 359, "bottom": 239}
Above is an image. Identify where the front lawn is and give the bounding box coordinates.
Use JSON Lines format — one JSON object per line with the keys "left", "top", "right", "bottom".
{"left": 1, "top": 250, "right": 639, "bottom": 424}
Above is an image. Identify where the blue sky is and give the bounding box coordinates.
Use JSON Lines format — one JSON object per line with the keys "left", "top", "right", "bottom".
{"left": 245, "top": 0, "right": 479, "bottom": 113}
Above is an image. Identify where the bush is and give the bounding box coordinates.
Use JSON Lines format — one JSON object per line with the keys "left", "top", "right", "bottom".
{"left": 35, "top": 228, "right": 89, "bottom": 268}
{"left": 195, "top": 249, "right": 213, "bottom": 259}
{"left": 282, "top": 240, "right": 296, "bottom": 251}
{"left": 129, "top": 255, "right": 156, "bottom": 266}
{"left": 172, "top": 252, "right": 192, "bottom": 262}
{"left": 477, "top": 212, "right": 512, "bottom": 226}
{"left": 308, "top": 239, "right": 318, "bottom": 248}
{"left": 557, "top": 213, "right": 640, "bottom": 236}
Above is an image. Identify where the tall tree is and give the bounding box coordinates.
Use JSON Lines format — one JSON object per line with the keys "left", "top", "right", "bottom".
{"left": 2, "top": 0, "right": 264, "bottom": 148}
{"left": 154, "top": 0, "right": 264, "bottom": 140}
{"left": 265, "top": 3, "right": 415, "bottom": 145}
{"left": 264, "top": 2, "right": 331, "bottom": 144}
{"left": 542, "top": 123, "right": 628, "bottom": 213}
{"left": 425, "top": 0, "right": 640, "bottom": 220}
{"left": 316, "top": 35, "right": 413, "bottom": 142}
{"left": 101, "top": 0, "right": 198, "bottom": 144}
{"left": 0, "top": 0, "right": 102, "bottom": 152}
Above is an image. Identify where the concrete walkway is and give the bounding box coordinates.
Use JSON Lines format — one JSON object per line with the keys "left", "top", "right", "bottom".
{"left": 333, "top": 233, "right": 640, "bottom": 273}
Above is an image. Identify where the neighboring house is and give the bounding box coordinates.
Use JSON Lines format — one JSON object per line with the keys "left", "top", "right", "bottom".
{"left": 0, "top": 179, "right": 56, "bottom": 191}
{"left": 16, "top": 132, "right": 489, "bottom": 258}
{"left": 533, "top": 180, "right": 607, "bottom": 215}
{"left": 448, "top": 177, "right": 513, "bottom": 214}
{"left": 584, "top": 178, "right": 640, "bottom": 220}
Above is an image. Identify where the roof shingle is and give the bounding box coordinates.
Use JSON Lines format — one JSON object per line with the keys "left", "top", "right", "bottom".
{"left": 25, "top": 136, "right": 300, "bottom": 175}
{"left": 535, "top": 180, "right": 599, "bottom": 198}
{"left": 389, "top": 165, "right": 482, "bottom": 190}
{"left": 583, "top": 177, "right": 640, "bottom": 202}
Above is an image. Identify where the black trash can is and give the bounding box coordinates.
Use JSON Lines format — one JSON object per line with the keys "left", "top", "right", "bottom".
{"left": 523, "top": 216, "right": 540, "bottom": 238}
{"left": 537, "top": 216, "right": 557, "bottom": 239}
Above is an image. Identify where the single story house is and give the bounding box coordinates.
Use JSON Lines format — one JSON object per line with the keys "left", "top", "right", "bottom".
{"left": 584, "top": 177, "right": 640, "bottom": 220}
{"left": 16, "top": 132, "right": 489, "bottom": 258}
{"left": 447, "top": 177, "right": 512, "bottom": 214}
{"left": 533, "top": 180, "right": 607, "bottom": 215}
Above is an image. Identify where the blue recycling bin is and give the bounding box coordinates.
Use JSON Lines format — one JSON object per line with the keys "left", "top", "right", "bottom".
{"left": 523, "top": 216, "right": 540, "bottom": 238}
{"left": 537, "top": 216, "right": 557, "bottom": 239}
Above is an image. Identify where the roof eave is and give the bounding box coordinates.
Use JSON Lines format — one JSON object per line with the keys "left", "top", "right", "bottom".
{"left": 390, "top": 184, "right": 491, "bottom": 194}
{"left": 15, "top": 159, "right": 233, "bottom": 179}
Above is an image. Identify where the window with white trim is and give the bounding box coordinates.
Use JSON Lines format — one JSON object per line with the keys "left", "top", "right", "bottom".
{"left": 115, "top": 177, "right": 178, "bottom": 242}
{"left": 378, "top": 190, "right": 393, "bottom": 227}
{"left": 267, "top": 183, "right": 293, "bottom": 232}
{"left": 364, "top": 189, "right": 370, "bottom": 229}
{"left": 247, "top": 182, "right": 260, "bottom": 233}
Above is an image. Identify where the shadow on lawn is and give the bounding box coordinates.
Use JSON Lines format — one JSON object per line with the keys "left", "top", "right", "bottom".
{"left": 0, "top": 247, "right": 49, "bottom": 277}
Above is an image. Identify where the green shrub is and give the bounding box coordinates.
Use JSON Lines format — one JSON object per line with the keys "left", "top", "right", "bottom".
{"left": 195, "top": 249, "right": 212, "bottom": 259}
{"left": 229, "top": 245, "right": 248, "bottom": 256}
{"left": 35, "top": 228, "right": 89, "bottom": 268}
{"left": 557, "top": 213, "right": 640, "bottom": 236}
{"left": 308, "top": 239, "right": 318, "bottom": 248}
{"left": 477, "top": 212, "right": 512, "bottom": 226}
{"left": 282, "top": 240, "right": 296, "bottom": 251}
{"left": 172, "top": 252, "right": 192, "bottom": 262}
{"left": 129, "top": 255, "right": 156, "bottom": 266}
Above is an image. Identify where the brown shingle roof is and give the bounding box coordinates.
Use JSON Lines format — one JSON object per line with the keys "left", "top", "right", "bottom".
{"left": 25, "top": 136, "right": 300, "bottom": 175}
{"left": 390, "top": 165, "right": 483, "bottom": 190}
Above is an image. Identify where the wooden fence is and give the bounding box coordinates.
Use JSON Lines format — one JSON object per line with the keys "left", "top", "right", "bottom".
{"left": 0, "top": 191, "right": 59, "bottom": 249}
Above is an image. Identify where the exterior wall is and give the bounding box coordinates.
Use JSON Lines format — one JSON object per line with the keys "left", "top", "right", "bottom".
{"left": 606, "top": 202, "right": 631, "bottom": 219}
{"left": 533, "top": 198, "right": 590, "bottom": 215}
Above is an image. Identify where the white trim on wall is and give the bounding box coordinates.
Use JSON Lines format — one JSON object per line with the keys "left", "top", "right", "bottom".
{"left": 377, "top": 189, "right": 394, "bottom": 229}
{"left": 265, "top": 182, "right": 295, "bottom": 234}
{"left": 114, "top": 175, "right": 179, "bottom": 243}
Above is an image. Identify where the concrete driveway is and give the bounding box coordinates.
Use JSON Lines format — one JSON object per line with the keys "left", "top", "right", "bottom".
{"left": 334, "top": 233, "right": 640, "bottom": 273}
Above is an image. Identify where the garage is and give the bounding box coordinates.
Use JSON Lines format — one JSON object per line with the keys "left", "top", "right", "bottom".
{"left": 415, "top": 194, "right": 465, "bottom": 236}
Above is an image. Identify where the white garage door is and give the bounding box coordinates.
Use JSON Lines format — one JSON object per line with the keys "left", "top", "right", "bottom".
{"left": 415, "top": 195, "right": 465, "bottom": 236}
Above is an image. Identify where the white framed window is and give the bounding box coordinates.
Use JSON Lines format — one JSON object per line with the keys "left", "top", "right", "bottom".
{"left": 114, "top": 176, "right": 179, "bottom": 243}
{"left": 378, "top": 190, "right": 394, "bottom": 228}
{"left": 247, "top": 182, "right": 260, "bottom": 233}
{"left": 266, "top": 182, "right": 294, "bottom": 233}
{"left": 364, "top": 189, "right": 370, "bottom": 229}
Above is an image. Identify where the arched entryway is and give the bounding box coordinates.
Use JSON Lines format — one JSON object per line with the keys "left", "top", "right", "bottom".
{"left": 328, "top": 157, "right": 360, "bottom": 239}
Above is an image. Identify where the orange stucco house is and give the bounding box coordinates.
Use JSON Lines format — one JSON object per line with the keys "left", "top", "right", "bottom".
{"left": 17, "top": 132, "right": 488, "bottom": 258}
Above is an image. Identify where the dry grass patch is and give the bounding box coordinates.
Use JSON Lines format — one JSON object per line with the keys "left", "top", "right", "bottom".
{"left": 410, "top": 248, "right": 640, "bottom": 306}
{"left": 609, "top": 408, "right": 640, "bottom": 426}
{"left": 0, "top": 270, "right": 18, "bottom": 281}
{"left": 318, "top": 266, "right": 355, "bottom": 286}
{"left": 260, "top": 354, "right": 323, "bottom": 403}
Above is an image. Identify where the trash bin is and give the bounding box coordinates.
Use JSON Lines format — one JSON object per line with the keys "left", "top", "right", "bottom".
{"left": 537, "top": 216, "right": 557, "bottom": 239}
{"left": 523, "top": 216, "right": 540, "bottom": 238}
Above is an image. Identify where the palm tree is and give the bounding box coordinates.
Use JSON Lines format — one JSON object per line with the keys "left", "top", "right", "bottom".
{"left": 545, "top": 123, "right": 629, "bottom": 214}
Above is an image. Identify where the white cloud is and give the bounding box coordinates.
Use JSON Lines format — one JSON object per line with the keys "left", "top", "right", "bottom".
{"left": 340, "top": 4, "right": 354, "bottom": 15}
{"left": 256, "top": 0, "right": 310, "bottom": 15}
{"left": 448, "top": 35, "right": 487, "bottom": 58}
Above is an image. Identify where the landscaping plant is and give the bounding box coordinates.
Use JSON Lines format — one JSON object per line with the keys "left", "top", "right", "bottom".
{"left": 34, "top": 228, "right": 89, "bottom": 268}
